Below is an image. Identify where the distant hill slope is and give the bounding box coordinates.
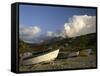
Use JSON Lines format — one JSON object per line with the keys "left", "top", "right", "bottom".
{"left": 19, "top": 33, "right": 97, "bottom": 54}
{"left": 61, "top": 33, "right": 97, "bottom": 52}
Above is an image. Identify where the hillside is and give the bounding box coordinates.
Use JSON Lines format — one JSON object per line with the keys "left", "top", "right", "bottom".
{"left": 19, "top": 33, "right": 97, "bottom": 54}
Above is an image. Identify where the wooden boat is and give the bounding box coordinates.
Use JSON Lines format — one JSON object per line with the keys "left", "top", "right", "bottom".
{"left": 22, "top": 49, "right": 59, "bottom": 65}
{"left": 68, "top": 51, "right": 79, "bottom": 57}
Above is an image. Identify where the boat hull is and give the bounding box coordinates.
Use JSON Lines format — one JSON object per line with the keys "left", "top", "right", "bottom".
{"left": 23, "top": 49, "right": 59, "bottom": 65}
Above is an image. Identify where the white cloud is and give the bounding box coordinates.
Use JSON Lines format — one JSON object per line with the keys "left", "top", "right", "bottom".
{"left": 19, "top": 15, "right": 96, "bottom": 43}
{"left": 47, "top": 31, "right": 54, "bottom": 37}
{"left": 47, "top": 31, "right": 63, "bottom": 38}
{"left": 20, "top": 26, "right": 41, "bottom": 43}
{"left": 63, "top": 15, "right": 96, "bottom": 37}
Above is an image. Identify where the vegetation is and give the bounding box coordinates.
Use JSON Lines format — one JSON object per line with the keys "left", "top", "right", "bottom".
{"left": 19, "top": 33, "right": 97, "bottom": 54}
{"left": 19, "top": 33, "right": 97, "bottom": 71}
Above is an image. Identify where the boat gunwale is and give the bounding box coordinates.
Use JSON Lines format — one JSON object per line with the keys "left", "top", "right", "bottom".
{"left": 23, "top": 49, "right": 59, "bottom": 60}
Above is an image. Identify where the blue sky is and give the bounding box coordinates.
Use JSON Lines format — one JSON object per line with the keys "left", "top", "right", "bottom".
{"left": 19, "top": 5, "right": 96, "bottom": 34}
{"left": 19, "top": 4, "right": 96, "bottom": 43}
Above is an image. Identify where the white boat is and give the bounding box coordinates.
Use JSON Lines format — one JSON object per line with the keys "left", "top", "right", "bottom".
{"left": 22, "top": 49, "right": 59, "bottom": 65}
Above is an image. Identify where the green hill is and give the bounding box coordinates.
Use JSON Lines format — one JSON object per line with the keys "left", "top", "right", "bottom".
{"left": 59, "top": 33, "right": 97, "bottom": 52}
{"left": 19, "top": 33, "right": 97, "bottom": 54}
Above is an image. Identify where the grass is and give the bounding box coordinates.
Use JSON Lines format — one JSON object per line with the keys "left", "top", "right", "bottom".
{"left": 19, "top": 33, "right": 97, "bottom": 72}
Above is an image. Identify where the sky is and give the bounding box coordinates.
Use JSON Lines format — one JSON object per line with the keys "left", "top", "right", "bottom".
{"left": 19, "top": 4, "right": 96, "bottom": 43}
